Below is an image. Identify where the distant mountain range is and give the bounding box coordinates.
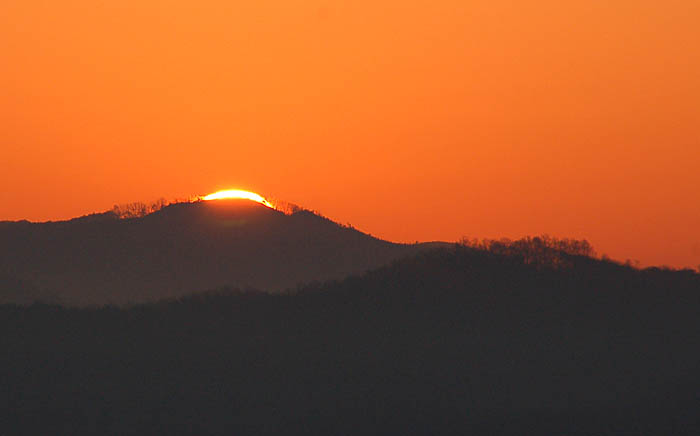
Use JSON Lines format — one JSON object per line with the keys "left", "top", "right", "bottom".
{"left": 3, "top": 241, "right": 699, "bottom": 435}
{"left": 0, "top": 199, "right": 446, "bottom": 305}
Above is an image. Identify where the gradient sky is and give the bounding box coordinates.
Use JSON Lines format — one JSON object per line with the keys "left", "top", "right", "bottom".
{"left": 2, "top": 0, "right": 699, "bottom": 268}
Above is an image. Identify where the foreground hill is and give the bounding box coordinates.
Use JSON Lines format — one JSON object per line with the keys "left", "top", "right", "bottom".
{"left": 2, "top": 242, "right": 698, "bottom": 435}
{"left": 0, "top": 199, "right": 437, "bottom": 305}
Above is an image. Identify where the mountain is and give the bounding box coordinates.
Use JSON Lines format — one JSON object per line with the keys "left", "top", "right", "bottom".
{"left": 0, "top": 199, "right": 442, "bottom": 305}
{"left": 2, "top": 244, "right": 698, "bottom": 435}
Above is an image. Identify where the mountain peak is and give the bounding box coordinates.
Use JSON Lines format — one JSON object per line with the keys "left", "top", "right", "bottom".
{"left": 0, "top": 197, "right": 433, "bottom": 305}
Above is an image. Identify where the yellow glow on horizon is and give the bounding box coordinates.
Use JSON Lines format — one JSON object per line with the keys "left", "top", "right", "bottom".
{"left": 200, "top": 190, "right": 274, "bottom": 209}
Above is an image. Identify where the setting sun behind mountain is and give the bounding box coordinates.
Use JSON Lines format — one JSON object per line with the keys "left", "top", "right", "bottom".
{"left": 1, "top": 0, "right": 699, "bottom": 268}
{"left": 200, "top": 190, "right": 274, "bottom": 209}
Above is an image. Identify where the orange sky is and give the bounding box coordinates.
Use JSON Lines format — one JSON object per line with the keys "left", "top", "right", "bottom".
{"left": 2, "top": 0, "right": 699, "bottom": 268}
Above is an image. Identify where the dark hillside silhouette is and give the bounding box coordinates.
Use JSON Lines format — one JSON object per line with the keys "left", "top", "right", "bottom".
{"left": 0, "top": 199, "right": 440, "bottom": 305}
{"left": 1, "top": 243, "right": 698, "bottom": 435}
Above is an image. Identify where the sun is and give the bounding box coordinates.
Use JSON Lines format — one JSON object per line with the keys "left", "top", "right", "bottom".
{"left": 200, "top": 189, "right": 274, "bottom": 209}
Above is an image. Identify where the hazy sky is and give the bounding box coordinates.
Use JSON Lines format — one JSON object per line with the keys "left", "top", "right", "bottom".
{"left": 2, "top": 0, "right": 699, "bottom": 268}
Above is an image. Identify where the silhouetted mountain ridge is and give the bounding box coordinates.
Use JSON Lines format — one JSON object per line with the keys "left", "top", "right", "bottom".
{"left": 2, "top": 243, "right": 698, "bottom": 435}
{"left": 0, "top": 199, "right": 442, "bottom": 305}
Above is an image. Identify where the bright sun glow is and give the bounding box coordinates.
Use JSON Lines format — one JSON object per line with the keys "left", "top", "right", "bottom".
{"left": 200, "top": 190, "right": 274, "bottom": 208}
